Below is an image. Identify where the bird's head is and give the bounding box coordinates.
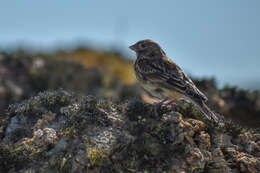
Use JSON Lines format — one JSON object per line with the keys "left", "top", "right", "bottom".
{"left": 129, "top": 39, "right": 166, "bottom": 58}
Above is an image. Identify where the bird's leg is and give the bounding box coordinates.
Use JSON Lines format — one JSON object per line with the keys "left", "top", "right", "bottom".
{"left": 163, "top": 99, "right": 176, "bottom": 106}
{"left": 154, "top": 98, "right": 169, "bottom": 105}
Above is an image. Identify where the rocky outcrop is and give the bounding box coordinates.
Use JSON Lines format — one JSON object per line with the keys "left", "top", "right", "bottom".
{"left": 194, "top": 78, "right": 260, "bottom": 128}
{"left": 1, "top": 51, "right": 260, "bottom": 129}
{"left": 0, "top": 52, "right": 141, "bottom": 113}
{"left": 1, "top": 90, "right": 260, "bottom": 173}
{"left": 1, "top": 50, "right": 260, "bottom": 172}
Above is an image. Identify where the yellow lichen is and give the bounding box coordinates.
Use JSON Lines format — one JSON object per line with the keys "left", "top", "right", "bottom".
{"left": 60, "top": 96, "right": 66, "bottom": 103}
{"left": 62, "top": 127, "right": 77, "bottom": 137}
{"left": 87, "top": 147, "right": 107, "bottom": 167}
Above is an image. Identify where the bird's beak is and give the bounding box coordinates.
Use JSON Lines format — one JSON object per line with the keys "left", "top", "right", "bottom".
{"left": 129, "top": 44, "right": 137, "bottom": 51}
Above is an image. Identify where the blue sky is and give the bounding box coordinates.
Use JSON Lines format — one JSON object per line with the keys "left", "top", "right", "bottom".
{"left": 0, "top": 0, "right": 260, "bottom": 89}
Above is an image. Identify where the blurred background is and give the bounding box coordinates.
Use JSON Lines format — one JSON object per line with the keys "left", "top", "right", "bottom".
{"left": 1, "top": 0, "right": 260, "bottom": 89}
{"left": 1, "top": 1, "right": 260, "bottom": 127}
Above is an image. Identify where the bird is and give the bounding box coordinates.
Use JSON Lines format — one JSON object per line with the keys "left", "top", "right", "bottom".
{"left": 129, "top": 39, "right": 218, "bottom": 123}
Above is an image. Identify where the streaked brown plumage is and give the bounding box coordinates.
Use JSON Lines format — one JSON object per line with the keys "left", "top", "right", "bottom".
{"left": 129, "top": 39, "right": 218, "bottom": 123}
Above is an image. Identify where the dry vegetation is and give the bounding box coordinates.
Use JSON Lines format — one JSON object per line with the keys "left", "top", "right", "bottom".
{"left": 50, "top": 48, "right": 135, "bottom": 84}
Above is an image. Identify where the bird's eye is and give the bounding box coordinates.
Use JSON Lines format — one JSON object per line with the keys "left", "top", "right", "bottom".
{"left": 140, "top": 43, "right": 146, "bottom": 49}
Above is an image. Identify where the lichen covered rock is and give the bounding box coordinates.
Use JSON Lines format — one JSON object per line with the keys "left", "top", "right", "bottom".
{"left": 0, "top": 90, "right": 259, "bottom": 173}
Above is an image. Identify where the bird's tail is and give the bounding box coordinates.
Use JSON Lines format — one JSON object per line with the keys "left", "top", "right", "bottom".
{"left": 198, "top": 101, "right": 219, "bottom": 124}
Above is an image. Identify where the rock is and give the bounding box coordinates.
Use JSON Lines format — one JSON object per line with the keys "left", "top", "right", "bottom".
{"left": 194, "top": 78, "right": 260, "bottom": 128}
{"left": 0, "top": 90, "right": 260, "bottom": 172}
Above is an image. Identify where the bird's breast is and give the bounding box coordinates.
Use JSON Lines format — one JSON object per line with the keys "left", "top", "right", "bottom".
{"left": 140, "top": 81, "right": 184, "bottom": 100}
{"left": 134, "top": 58, "right": 185, "bottom": 100}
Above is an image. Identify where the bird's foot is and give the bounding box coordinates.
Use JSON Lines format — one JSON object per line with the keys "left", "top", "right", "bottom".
{"left": 154, "top": 98, "right": 176, "bottom": 107}
{"left": 154, "top": 98, "right": 169, "bottom": 106}
{"left": 163, "top": 99, "right": 176, "bottom": 106}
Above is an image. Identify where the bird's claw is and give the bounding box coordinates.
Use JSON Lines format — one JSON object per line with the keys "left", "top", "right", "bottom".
{"left": 154, "top": 98, "right": 176, "bottom": 107}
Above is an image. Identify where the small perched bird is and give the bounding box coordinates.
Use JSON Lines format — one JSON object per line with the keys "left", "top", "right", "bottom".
{"left": 129, "top": 39, "right": 218, "bottom": 123}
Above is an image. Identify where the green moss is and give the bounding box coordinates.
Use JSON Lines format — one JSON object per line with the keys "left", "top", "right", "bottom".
{"left": 27, "top": 146, "right": 45, "bottom": 158}
{"left": 48, "top": 156, "right": 72, "bottom": 173}
{"left": 0, "top": 146, "right": 30, "bottom": 172}
{"left": 8, "top": 90, "right": 74, "bottom": 117}
{"left": 60, "top": 96, "right": 67, "bottom": 103}
{"left": 191, "top": 166, "right": 204, "bottom": 173}
{"left": 151, "top": 123, "right": 163, "bottom": 134}
{"left": 11, "top": 146, "right": 24, "bottom": 153}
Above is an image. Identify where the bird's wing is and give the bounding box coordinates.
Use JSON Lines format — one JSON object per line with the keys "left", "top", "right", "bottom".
{"left": 136, "top": 57, "right": 208, "bottom": 102}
